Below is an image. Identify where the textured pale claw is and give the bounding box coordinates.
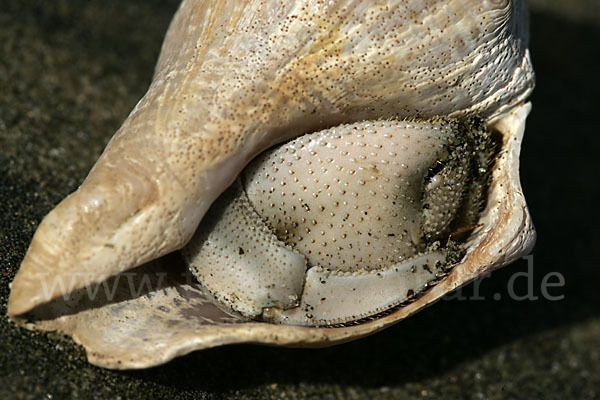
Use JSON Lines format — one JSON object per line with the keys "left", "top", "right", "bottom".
{"left": 241, "top": 119, "right": 463, "bottom": 271}
{"left": 182, "top": 180, "right": 307, "bottom": 317}
{"left": 264, "top": 250, "right": 449, "bottom": 326}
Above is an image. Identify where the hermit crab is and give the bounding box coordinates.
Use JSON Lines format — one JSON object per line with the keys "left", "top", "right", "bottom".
{"left": 8, "top": 0, "right": 535, "bottom": 368}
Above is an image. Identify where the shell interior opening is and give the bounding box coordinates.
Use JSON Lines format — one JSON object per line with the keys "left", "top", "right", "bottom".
{"left": 183, "top": 116, "right": 497, "bottom": 326}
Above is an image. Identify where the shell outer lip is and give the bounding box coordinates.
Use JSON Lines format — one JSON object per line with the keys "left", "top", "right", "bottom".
{"left": 8, "top": 102, "right": 535, "bottom": 369}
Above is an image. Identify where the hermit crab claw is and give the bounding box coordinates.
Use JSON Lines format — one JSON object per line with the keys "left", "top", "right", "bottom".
{"left": 8, "top": 0, "right": 535, "bottom": 369}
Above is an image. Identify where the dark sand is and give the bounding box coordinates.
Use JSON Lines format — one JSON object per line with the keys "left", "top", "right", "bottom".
{"left": 1, "top": 1, "right": 599, "bottom": 398}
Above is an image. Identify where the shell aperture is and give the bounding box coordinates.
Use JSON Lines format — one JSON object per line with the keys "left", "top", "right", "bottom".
{"left": 184, "top": 117, "right": 493, "bottom": 326}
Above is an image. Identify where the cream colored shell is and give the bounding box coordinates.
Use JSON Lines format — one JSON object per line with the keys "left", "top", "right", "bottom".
{"left": 7, "top": 0, "right": 535, "bottom": 369}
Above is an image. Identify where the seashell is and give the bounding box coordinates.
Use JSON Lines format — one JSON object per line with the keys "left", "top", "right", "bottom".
{"left": 7, "top": 0, "right": 535, "bottom": 368}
